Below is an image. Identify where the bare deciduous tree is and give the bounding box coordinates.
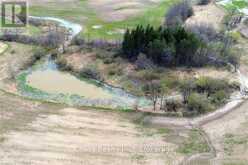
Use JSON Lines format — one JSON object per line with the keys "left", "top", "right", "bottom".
{"left": 144, "top": 80, "right": 161, "bottom": 111}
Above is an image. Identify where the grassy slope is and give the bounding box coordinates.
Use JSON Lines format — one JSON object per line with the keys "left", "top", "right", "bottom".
{"left": 29, "top": 0, "right": 176, "bottom": 40}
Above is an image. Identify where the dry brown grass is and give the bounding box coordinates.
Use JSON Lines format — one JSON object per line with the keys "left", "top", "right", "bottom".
{"left": 0, "top": 90, "right": 185, "bottom": 165}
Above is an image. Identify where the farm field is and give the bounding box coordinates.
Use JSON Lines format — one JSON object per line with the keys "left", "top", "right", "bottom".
{"left": 0, "top": 89, "right": 210, "bottom": 164}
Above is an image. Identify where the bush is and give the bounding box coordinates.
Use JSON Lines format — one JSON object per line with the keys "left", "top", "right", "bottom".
{"left": 195, "top": 77, "right": 229, "bottom": 96}
{"left": 0, "top": 32, "right": 64, "bottom": 48}
{"left": 135, "top": 53, "right": 155, "bottom": 70}
{"left": 198, "top": 0, "right": 211, "bottom": 5}
{"left": 72, "top": 36, "right": 84, "bottom": 46}
{"left": 180, "top": 79, "right": 196, "bottom": 103}
{"left": 137, "top": 69, "right": 161, "bottom": 81}
{"left": 187, "top": 23, "right": 219, "bottom": 43}
{"left": 56, "top": 58, "right": 72, "bottom": 71}
{"left": 211, "top": 90, "right": 229, "bottom": 105}
{"left": 187, "top": 93, "right": 213, "bottom": 114}
{"left": 80, "top": 66, "right": 102, "bottom": 81}
{"left": 108, "top": 67, "right": 122, "bottom": 76}
{"left": 164, "top": 99, "right": 183, "bottom": 112}
{"left": 165, "top": 0, "right": 193, "bottom": 27}
{"left": 32, "top": 48, "right": 47, "bottom": 61}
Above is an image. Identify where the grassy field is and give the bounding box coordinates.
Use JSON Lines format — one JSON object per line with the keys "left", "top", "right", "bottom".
{"left": 29, "top": 0, "right": 176, "bottom": 40}
{"left": 218, "top": 0, "right": 248, "bottom": 13}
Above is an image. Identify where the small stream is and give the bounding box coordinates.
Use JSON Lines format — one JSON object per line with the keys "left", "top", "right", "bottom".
{"left": 29, "top": 16, "right": 82, "bottom": 37}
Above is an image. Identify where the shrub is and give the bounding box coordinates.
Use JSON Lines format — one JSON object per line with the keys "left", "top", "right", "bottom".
{"left": 32, "top": 48, "right": 47, "bottom": 61}
{"left": 164, "top": 99, "right": 183, "bottom": 112}
{"left": 165, "top": 0, "right": 193, "bottom": 27}
{"left": 187, "top": 93, "right": 213, "bottom": 114}
{"left": 72, "top": 36, "right": 84, "bottom": 46}
{"left": 187, "top": 23, "right": 219, "bottom": 43}
{"left": 80, "top": 66, "right": 102, "bottom": 81}
{"left": 195, "top": 77, "right": 229, "bottom": 96}
{"left": 135, "top": 53, "right": 155, "bottom": 70}
{"left": 180, "top": 79, "right": 196, "bottom": 103}
{"left": 103, "top": 57, "right": 114, "bottom": 64}
{"left": 198, "top": 0, "right": 211, "bottom": 5}
{"left": 137, "top": 69, "right": 161, "bottom": 81}
{"left": 108, "top": 67, "right": 122, "bottom": 76}
{"left": 56, "top": 58, "right": 72, "bottom": 71}
{"left": 211, "top": 90, "right": 229, "bottom": 105}
{"left": 0, "top": 32, "right": 64, "bottom": 48}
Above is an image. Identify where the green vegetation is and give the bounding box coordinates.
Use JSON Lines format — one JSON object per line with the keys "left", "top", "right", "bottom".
{"left": 157, "top": 128, "right": 171, "bottom": 134}
{"left": 219, "top": 0, "right": 248, "bottom": 12}
{"left": 122, "top": 25, "right": 203, "bottom": 67}
{"left": 178, "top": 129, "right": 210, "bottom": 155}
{"left": 224, "top": 133, "right": 248, "bottom": 156}
{"left": 122, "top": 24, "right": 240, "bottom": 68}
{"left": 29, "top": 0, "right": 176, "bottom": 39}
{"left": 187, "top": 92, "right": 213, "bottom": 114}
{"left": 181, "top": 76, "right": 234, "bottom": 115}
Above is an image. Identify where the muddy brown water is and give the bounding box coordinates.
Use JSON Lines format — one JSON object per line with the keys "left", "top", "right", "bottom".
{"left": 26, "top": 69, "right": 113, "bottom": 99}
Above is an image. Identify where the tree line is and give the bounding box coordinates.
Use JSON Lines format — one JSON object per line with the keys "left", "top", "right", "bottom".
{"left": 122, "top": 24, "right": 240, "bottom": 68}
{"left": 122, "top": 25, "right": 209, "bottom": 67}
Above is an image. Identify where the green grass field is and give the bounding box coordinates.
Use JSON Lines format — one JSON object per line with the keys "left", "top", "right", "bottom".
{"left": 218, "top": 0, "right": 248, "bottom": 13}
{"left": 29, "top": 0, "right": 176, "bottom": 40}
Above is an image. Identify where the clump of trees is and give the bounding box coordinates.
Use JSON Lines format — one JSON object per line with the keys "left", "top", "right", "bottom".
{"left": 165, "top": 0, "right": 193, "bottom": 27}
{"left": 141, "top": 75, "right": 235, "bottom": 114}
{"left": 122, "top": 24, "right": 240, "bottom": 68}
{"left": 180, "top": 77, "right": 234, "bottom": 114}
{"left": 122, "top": 25, "right": 204, "bottom": 67}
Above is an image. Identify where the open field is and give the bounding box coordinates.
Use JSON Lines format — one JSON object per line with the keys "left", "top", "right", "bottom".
{"left": 0, "top": 90, "right": 197, "bottom": 165}
{"left": 28, "top": 0, "right": 176, "bottom": 39}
